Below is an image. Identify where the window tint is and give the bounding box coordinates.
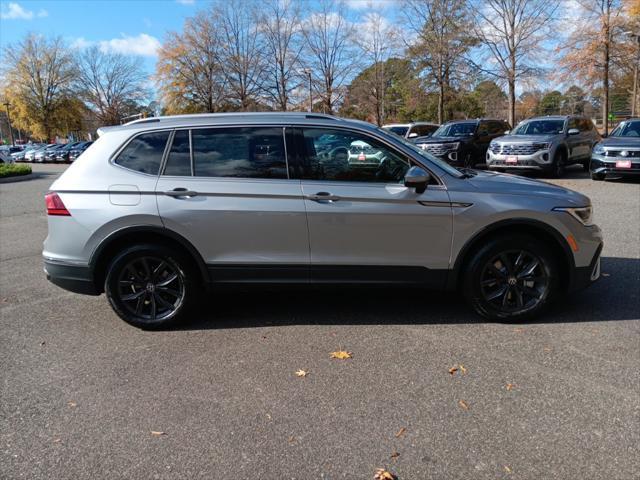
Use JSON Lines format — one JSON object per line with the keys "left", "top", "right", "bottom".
{"left": 568, "top": 118, "right": 580, "bottom": 130}
{"left": 300, "top": 128, "right": 409, "bottom": 183}
{"left": 579, "top": 119, "right": 593, "bottom": 132}
{"left": 164, "top": 130, "right": 191, "bottom": 176}
{"left": 192, "top": 127, "right": 287, "bottom": 179}
{"left": 115, "top": 131, "right": 170, "bottom": 175}
{"left": 411, "top": 125, "right": 438, "bottom": 137}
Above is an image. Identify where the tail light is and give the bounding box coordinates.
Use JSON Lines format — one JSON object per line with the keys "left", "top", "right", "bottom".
{"left": 45, "top": 192, "right": 71, "bottom": 216}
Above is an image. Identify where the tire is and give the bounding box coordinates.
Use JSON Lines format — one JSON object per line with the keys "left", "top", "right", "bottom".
{"left": 105, "top": 244, "right": 199, "bottom": 329}
{"left": 591, "top": 172, "right": 605, "bottom": 181}
{"left": 548, "top": 150, "right": 566, "bottom": 178}
{"left": 462, "top": 234, "right": 559, "bottom": 321}
{"left": 462, "top": 153, "right": 474, "bottom": 168}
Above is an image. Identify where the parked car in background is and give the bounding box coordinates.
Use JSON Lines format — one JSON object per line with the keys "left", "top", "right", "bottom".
{"left": 28, "top": 144, "right": 55, "bottom": 163}
{"left": 19, "top": 144, "right": 45, "bottom": 162}
{"left": 590, "top": 118, "right": 640, "bottom": 180}
{"left": 68, "top": 141, "right": 93, "bottom": 162}
{"left": 414, "top": 119, "right": 510, "bottom": 168}
{"left": 43, "top": 144, "right": 68, "bottom": 163}
{"left": 54, "top": 142, "right": 83, "bottom": 163}
{"left": 383, "top": 122, "right": 440, "bottom": 140}
{"left": 0, "top": 145, "right": 22, "bottom": 164}
{"left": 43, "top": 112, "right": 602, "bottom": 329}
{"left": 487, "top": 115, "right": 600, "bottom": 177}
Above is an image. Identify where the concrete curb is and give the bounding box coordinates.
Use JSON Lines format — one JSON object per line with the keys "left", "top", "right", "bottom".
{"left": 0, "top": 173, "right": 35, "bottom": 184}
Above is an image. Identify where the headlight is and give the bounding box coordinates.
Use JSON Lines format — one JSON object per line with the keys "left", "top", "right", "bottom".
{"left": 447, "top": 142, "right": 460, "bottom": 150}
{"left": 535, "top": 142, "right": 552, "bottom": 150}
{"left": 592, "top": 143, "right": 605, "bottom": 155}
{"left": 553, "top": 206, "right": 594, "bottom": 226}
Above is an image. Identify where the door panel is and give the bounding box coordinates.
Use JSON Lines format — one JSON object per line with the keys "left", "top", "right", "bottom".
{"left": 301, "top": 181, "right": 453, "bottom": 273}
{"left": 156, "top": 126, "right": 310, "bottom": 279}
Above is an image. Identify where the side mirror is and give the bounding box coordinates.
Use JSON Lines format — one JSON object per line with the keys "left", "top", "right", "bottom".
{"left": 404, "top": 166, "right": 431, "bottom": 194}
{"left": 408, "top": 132, "right": 418, "bottom": 138}
{"left": 568, "top": 128, "right": 580, "bottom": 136}
{"left": 504, "top": 130, "right": 510, "bottom": 135}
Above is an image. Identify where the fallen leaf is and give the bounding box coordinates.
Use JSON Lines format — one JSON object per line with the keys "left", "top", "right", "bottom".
{"left": 67, "top": 402, "right": 77, "bottom": 408}
{"left": 543, "top": 347, "right": 552, "bottom": 352}
{"left": 266, "top": 413, "right": 272, "bottom": 420}
{"left": 390, "top": 451, "right": 400, "bottom": 460}
{"left": 0, "top": 298, "right": 7, "bottom": 303}
{"left": 53, "top": 438, "right": 61, "bottom": 443}
{"left": 513, "top": 328, "right": 524, "bottom": 334}
{"left": 506, "top": 383, "right": 516, "bottom": 391}
{"left": 458, "top": 399, "right": 469, "bottom": 410}
{"left": 448, "top": 366, "right": 458, "bottom": 375}
{"left": 295, "top": 369, "right": 308, "bottom": 377}
{"left": 459, "top": 364, "right": 467, "bottom": 375}
{"left": 150, "top": 431, "right": 166, "bottom": 436}
{"left": 40, "top": 341, "right": 46, "bottom": 346}
{"left": 395, "top": 427, "right": 406, "bottom": 438}
{"left": 330, "top": 350, "right": 352, "bottom": 360}
{"left": 288, "top": 436, "right": 296, "bottom": 443}
{"left": 374, "top": 468, "right": 397, "bottom": 480}
{"left": 504, "top": 465, "right": 513, "bottom": 474}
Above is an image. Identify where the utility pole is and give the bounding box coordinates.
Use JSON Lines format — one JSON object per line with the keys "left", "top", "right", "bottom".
{"left": 303, "top": 69, "right": 312, "bottom": 112}
{"left": 3, "top": 102, "right": 15, "bottom": 146}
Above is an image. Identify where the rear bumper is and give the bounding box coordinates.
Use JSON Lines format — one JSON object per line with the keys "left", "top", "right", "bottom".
{"left": 44, "top": 259, "right": 99, "bottom": 295}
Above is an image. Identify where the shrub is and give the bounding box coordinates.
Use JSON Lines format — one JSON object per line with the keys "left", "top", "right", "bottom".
{"left": 0, "top": 163, "right": 32, "bottom": 178}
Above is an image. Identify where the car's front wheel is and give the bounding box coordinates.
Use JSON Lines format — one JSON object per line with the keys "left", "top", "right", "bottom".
{"left": 105, "top": 244, "right": 198, "bottom": 329}
{"left": 463, "top": 235, "right": 559, "bottom": 321}
{"left": 591, "top": 172, "right": 605, "bottom": 181}
{"left": 548, "top": 151, "right": 566, "bottom": 178}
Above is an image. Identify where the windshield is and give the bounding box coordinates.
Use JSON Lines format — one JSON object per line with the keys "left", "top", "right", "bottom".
{"left": 610, "top": 120, "right": 640, "bottom": 137}
{"left": 385, "top": 126, "right": 409, "bottom": 137}
{"left": 512, "top": 119, "right": 565, "bottom": 135}
{"left": 376, "top": 127, "right": 463, "bottom": 178}
{"left": 432, "top": 122, "right": 476, "bottom": 137}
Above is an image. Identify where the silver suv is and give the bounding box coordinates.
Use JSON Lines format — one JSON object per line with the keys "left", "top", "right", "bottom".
{"left": 487, "top": 115, "right": 601, "bottom": 177}
{"left": 43, "top": 113, "right": 603, "bottom": 329}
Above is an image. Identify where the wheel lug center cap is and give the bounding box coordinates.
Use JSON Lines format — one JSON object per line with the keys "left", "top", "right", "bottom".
{"left": 146, "top": 283, "right": 155, "bottom": 293}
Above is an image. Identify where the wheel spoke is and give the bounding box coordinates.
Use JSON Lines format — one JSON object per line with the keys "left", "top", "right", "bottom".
{"left": 486, "top": 284, "right": 508, "bottom": 302}
{"left": 514, "top": 251, "right": 526, "bottom": 269}
{"left": 154, "top": 293, "right": 174, "bottom": 310}
{"left": 517, "top": 259, "right": 540, "bottom": 279}
{"left": 141, "top": 258, "right": 151, "bottom": 279}
{"left": 135, "top": 293, "right": 146, "bottom": 314}
{"left": 156, "top": 286, "right": 180, "bottom": 299}
{"left": 127, "top": 265, "right": 144, "bottom": 282}
{"left": 482, "top": 277, "right": 500, "bottom": 287}
{"left": 156, "top": 274, "right": 178, "bottom": 287}
{"left": 521, "top": 285, "right": 542, "bottom": 300}
{"left": 151, "top": 261, "right": 167, "bottom": 281}
{"left": 489, "top": 263, "right": 507, "bottom": 278}
{"left": 500, "top": 254, "right": 515, "bottom": 275}
{"left": 502, "top": 287, "right": 511, "bottom": 307}
{"left": 514, "top": 287, "right": 524, "bottom": 308}
{"left": 122, "top": 290, "right": 145, "bottom": 302}
{"left": 149, "top": 294, "right": 156, "bottom": 319}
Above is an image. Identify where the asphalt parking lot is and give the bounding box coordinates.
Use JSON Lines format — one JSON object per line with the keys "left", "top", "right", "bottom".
{"left": 1, "top": 164, "right": 639, "bottom": 479}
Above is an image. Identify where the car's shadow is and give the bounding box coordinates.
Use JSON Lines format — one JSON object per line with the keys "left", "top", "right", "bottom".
{"left": 178, "top": 256, "right": 639, "bottom": 331}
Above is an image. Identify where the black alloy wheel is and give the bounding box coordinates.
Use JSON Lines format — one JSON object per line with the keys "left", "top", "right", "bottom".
{"left": 105, "top": 244, "right": 197, "bottom": 329}
{"left": 117, "top": 256, "right": 184, "bottom": 321}
{"left": 479, "top": 250, "right": 549, "bottom": 314}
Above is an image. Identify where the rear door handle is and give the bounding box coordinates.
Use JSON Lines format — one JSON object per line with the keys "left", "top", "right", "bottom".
{"left": 306, "top": 192, "right": 341, "bottom": 202}
{"left": 164, "top": 188, "right": 198, "bottom": 198}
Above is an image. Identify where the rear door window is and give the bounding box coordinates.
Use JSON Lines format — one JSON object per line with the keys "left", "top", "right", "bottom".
{"left": 115, "top": 131, "right": 171, "bottom": 175}
{"left": 191, "top": 127, "right": 288, "bottom": 179}
{"left": 163, "top": 130, "right": 191, "bottom": 176}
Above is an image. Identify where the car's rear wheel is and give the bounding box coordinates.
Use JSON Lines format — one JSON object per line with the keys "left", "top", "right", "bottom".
{"left": 591, "top": 172, "right": 605, "bottom": 181}
{"left": 105, "top": 244, "right": 197, "bottom": 329}
{"left": 463, "top": 235, "right": 559, "bottom": 321}
{"left": 582, "top": 159, "right": 590, "bottom": 171}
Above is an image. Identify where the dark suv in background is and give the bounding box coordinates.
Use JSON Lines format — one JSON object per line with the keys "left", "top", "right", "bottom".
{"left": 413, "top": 119, "right": 511, "bottom": 168}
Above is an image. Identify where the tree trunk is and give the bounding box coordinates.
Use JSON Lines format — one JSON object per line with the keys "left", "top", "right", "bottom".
{"left": 508, "top": 78, "right": 516, "bottom": 127}
{"left": 438, "top": 81, "right": 444, "bottom": 124}
{"left": 602, "top": 20, "right": 610, "bottom": 136}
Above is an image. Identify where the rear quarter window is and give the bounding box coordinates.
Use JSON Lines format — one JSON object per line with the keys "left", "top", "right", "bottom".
{"left": 115, "top": 131, "right": 171, "bottom": 175}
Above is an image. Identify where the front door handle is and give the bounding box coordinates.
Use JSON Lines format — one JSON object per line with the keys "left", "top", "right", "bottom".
{"left": 306, "top": 192, "right": 341, "bottom": 203}
{"left": 164, "top": 188, "right": 198, "bottom": 198}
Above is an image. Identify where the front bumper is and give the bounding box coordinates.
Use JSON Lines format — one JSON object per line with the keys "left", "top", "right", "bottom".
{"left": 44, "top": 259, "right": 99, "bottom": 295}
{"left": 590, "top": 155, "right": 640, "bottom": 176}
{"left": 486, "top": 149, "right": 551, "bottom": 170}
{"left": 568, "top": 241, "right": 603, "bottom": 293}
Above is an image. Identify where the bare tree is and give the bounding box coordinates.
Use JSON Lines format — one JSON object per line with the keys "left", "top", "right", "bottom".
{"left": 470, "top": 0, "right": 558, "bottom": 127}
{"left": 2, "top": 35, "right": 77, "bottom": 140}
{"left": 404, "top": 0, "right": 475, "bottom": 124}
{"left": 212, "top": 0, "right": 266, "bottom": 110}
{"left": 260, "top": 0, "right": 304, "bottom": 111}
{"left": 157, "top": 15, "right": 228, "bottom": 114}
{"left": 354, "top": 13, "right": 399, "bottom": 125}
{"left": 302, "top": 0, "right": 355, "bottom": 114}
{"left": 76, "top": 46, "right": 148, "bottom": 125}
{"left": 556, "top": 0, "right": 626, "bottom": 134}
